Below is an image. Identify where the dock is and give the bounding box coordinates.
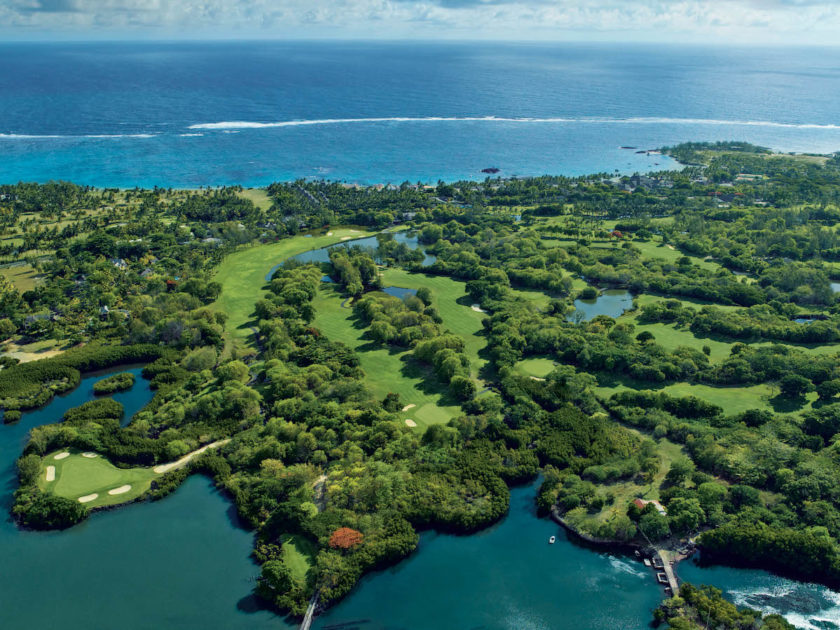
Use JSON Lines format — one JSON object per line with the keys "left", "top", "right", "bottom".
{"left": 656, "top": 550, "right": 679, "bottom": 593}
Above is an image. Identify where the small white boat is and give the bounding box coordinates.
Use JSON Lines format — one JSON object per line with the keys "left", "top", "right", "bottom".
{"left": 549, "top": 536, "right": 556, "bottom": 544}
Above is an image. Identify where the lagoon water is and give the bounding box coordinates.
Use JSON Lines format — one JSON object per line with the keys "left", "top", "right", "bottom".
{"left": 3, "top": 42, "right": 840, "bottom": 187}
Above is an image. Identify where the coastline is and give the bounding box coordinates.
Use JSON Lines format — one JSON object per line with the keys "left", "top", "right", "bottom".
{"left": 551, "top": 507, "right": 695, "bottom": 596}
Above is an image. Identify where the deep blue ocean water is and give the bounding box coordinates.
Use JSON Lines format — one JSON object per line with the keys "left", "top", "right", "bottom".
{"left": 2, "top": 41, "right": 840, "bottom": 187}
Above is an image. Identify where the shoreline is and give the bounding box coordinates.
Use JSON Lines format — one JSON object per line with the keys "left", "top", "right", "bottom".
{"left": 551, "top": 507, "right": 695, "bottom": 596}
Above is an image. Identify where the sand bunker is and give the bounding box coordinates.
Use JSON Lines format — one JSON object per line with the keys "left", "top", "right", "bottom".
{"left": 108, "top": 485, "right": 131, "bottom": 495}
{"left": 340, "top": 236, "right": 352, "bottom": 241}
{"left": 81, "top": 452, "right": 98, "bottom": 458}
{"left": 471, "top": 304, "right": 486, "bottom": 313}
{"left": 405, "top": 419, "right": 417, "bottom": 427}
{"left": 327, "top": 231, "right": 333, "bottom": 236}
{"left": 45, "top": 466, "right": 55, "bottom": 482}
{"left": 54, "top": 452, "right": 70, "bottom": 460}
{"left": 153, "top": 439, "right": 230, "bottom": 474}
{"left": 402, "top": 404, "right": 416, "bottom": 412}
{"left": 78, "top": 494, "right": 98, "bottom": 503}
{"left": 666, "top": 244, "right": 675, "bottom": 250}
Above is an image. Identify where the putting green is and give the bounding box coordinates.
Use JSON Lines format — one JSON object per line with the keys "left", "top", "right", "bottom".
{"left": 38, "top": 441, "right": 230, "bottom": 509}
{"left": 38, "top": 451, "right": 157, "bottom": 509}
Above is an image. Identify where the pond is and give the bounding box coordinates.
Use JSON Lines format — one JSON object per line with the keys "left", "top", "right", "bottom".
{"left": 265, "top": 231, "right": 436, "bottom": 280}
{"left": 832, "top": 282, "right": 840, "bottom": 294}
{"left": 381, "top": 286, "right": 417, "bottom": 300}
{"left": 569, "top": 289, "right": 634, "bottom": 322}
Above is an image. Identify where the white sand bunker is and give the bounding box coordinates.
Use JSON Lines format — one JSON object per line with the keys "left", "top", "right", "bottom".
{"left": 45, "top": 466, "right": 55, "bottom": 482}
{"left": 108, "top": 485, "right": 131, "bottom": 495}
{"left": 81, "top": 452, "right": 98, "bottom": 458}
{"left": 327, "top": 231, "right": 333, "bottom": 236}
{"left": 340, "top": 236, "right": 352, "bottom": 241}
{"left": 405, "top": 419, "right": 417, "bottom": 427}
{"left": 402, "top": 404, "right": 416, "bottom": 412}
{"left": 78, "top": 493, "right": 98, "bottom": 503}
{"left": 54, "top": 452, "right": 70, "bottom": 460}
{"left": 471, "top": 304, "right": 486, "bottom": 313}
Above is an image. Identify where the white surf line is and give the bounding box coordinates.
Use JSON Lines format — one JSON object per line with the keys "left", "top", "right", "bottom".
{"left": 78, "top": 493, "right": 98, "bottom": 503}
{"left": 54, "top": 452, "right": 70, "bottom": 460}
{"left": 187, "top": 116, "right": 840, "bottom": 131}
{"left": 108, "top": 485, "right": 131, "bottom": 495}
{"left": 152, "top": 439, "right": 231, "bottom": 474}
{"left": 45, "top": 466, "right": 55, "bottom": 482}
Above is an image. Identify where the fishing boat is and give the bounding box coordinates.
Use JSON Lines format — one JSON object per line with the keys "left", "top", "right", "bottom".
{"left": 549, "top": 536, "right": 556, "bottom": 544}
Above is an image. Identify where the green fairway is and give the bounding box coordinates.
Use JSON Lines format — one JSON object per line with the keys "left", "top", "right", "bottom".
{"left": 623, "top": 296, "right": 840, "bottom": 362}
{"left": 313, "top": 282, "right": 463, "bottom": 430}
{"left": 515, "top": 357, "right": 556, "bottom": 378}
{"left": 279, "top": 534, "right": 317, "bottom": 585}
{"left": 39, "top": 451, "right": 157, "bottom": 509}
{"left": 211, "top": 229, "right": 370, "bottom": 352}
{"left": 380, "top": 269, "right": 488, "bottom": 378}
{"left": 596, "top": 380, "right": 819, "bottom": 417}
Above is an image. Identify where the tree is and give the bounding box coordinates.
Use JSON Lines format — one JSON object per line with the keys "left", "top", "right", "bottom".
{"left": 817, "top": 379, "right": 840, "bottom": 401}
{"left": 779, "top": 374, "right": 812, "bottom": 397}
{"left": 328, "top": 527, "right": 364, "bottom": 550}
{"left": 639, "top": 511, "right": 670, "bottom": 541}
{"left": 636, "top": 330, "right": 655, "bottom": 344}
{"left": 665, "top": 457, "right": 695, "bottom": 486}
{"left": 668, "top": 497, "right": 705, "bottom": 534}
{"left": 450, "top": 375, "right": 476, "bottom": 400}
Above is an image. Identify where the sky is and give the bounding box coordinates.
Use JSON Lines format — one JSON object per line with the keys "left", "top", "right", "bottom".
{"left": 2, "top": 0, "right": 840, "bottom": 45}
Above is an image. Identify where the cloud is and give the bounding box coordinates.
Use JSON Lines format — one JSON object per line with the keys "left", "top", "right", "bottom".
{"left": 2, "top": 0, "right": 840, "bottom": 43}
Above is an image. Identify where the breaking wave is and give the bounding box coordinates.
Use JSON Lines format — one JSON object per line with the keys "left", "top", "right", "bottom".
{"left": 187, "top": 116, "right": 840, "bottom": 131}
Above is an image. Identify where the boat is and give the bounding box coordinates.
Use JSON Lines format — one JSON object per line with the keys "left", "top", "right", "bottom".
{"left": 549, "top": 536, "right": 556, "bottom": 544}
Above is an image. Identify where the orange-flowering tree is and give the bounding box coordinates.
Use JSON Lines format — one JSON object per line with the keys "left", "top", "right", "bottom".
{"left": 328, "top": 527, "right": 364, "bottom": 550}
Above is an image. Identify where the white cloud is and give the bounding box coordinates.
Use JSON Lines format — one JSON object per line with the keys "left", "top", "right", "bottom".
{"left": 2, "top": 0, "right": 840, "bottom": 43}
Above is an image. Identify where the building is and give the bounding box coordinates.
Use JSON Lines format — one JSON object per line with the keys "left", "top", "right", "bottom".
{"left": 633, "top": 498, "right": 667, "bottom": 516}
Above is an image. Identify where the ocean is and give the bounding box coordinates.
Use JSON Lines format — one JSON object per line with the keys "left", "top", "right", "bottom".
{"left": 1, "top": 41, "right": 840, "bottom": 187}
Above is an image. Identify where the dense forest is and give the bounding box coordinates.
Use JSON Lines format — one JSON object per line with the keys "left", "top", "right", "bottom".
{"left": 4, "top": 143, "right": 840, "bottom": 628}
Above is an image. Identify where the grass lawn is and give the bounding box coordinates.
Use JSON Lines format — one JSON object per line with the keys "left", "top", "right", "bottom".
{"left": 279, "top": 534, "right": 317, "bottom": 585}
{"left": 564, "top": 436, "right": 685, "bottom": 534}
{"left": 237, "top": 188, "right": 273, "bottom": 211}
{"left": 211, "top": 228, "right": 369, "bottom": 353}
{"left": 596, "top": 379, "right": 819, "bottom": 417}
{"left": 39, "top": 450, "right": 158, "bottom": 509}
{"left": 0, "top": 264, "right": 41, "bottom": 292}
{"left": 515, "top": 357, "right": 556, "bottom": 378}
{"left": 313, "top": 283, "right": 461, "bottom": 430}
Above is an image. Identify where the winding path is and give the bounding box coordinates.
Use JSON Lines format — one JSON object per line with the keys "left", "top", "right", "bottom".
{"left": 153, "top": 439, "right": 231, "bottom": 474}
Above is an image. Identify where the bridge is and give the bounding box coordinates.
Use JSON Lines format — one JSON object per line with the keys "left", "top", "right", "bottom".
{"left": 299, "top": 592, "right": 319, "bottom": 630}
